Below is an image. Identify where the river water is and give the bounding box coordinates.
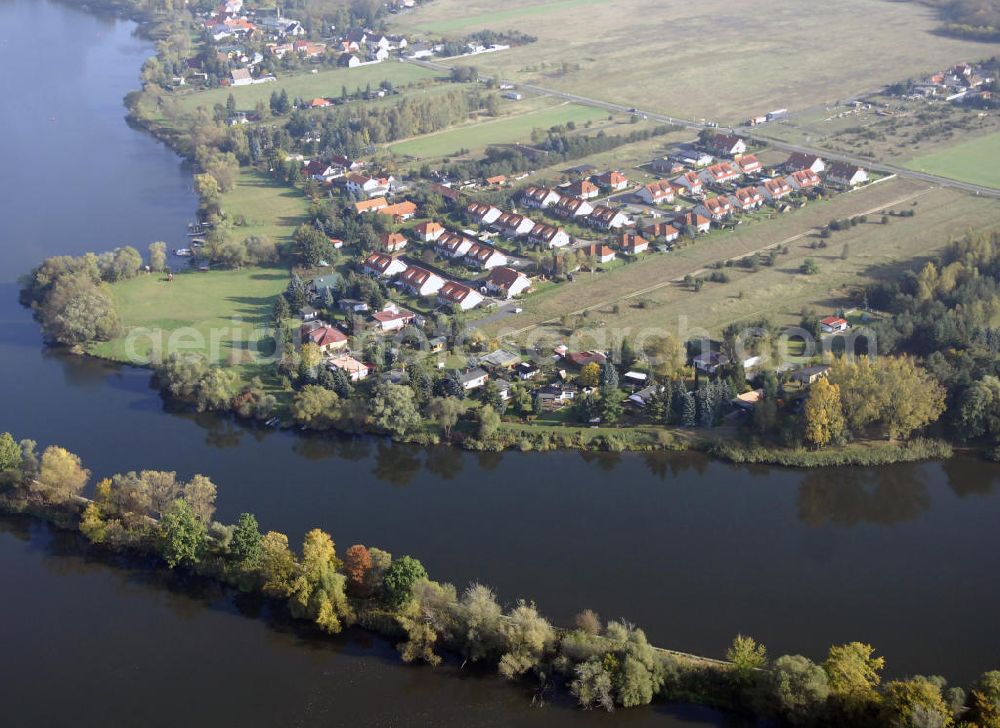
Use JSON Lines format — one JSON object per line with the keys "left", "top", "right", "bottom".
{"left": 1, "top": 1, "right": 999, "bottom": 724}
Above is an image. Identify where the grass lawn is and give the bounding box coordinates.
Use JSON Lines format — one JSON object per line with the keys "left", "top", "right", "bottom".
{"left": 387, "top": 101, "right": 608, "bottom": 159}
{"left": 174, "top": 63, "right": 440, "bottom": 113}
{"left": 89, "top": 266, "right": 289, "bottom": 375}
{"left": 219, "top": 171, "right": 310, "bottom": 246}
{"left": 394, "top": 0, "right": 993, "bottom": 123}
{"left": 480, "top": 179, "right": 1000, "bottom": 341}
{"left": 905, "top": 131, "right": 1000, "bottom": 189}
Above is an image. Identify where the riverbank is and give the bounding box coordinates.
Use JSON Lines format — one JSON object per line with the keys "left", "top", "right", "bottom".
{"left": 2, "top": 434, "right": 993, "bottom": 727}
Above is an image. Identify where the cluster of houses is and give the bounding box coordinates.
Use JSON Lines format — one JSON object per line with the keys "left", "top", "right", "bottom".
{"left": 904, "top": 61, "right": 995, "bottom": 105}
{"left": 518, "top": 172, "right": 633, "bottom": 234}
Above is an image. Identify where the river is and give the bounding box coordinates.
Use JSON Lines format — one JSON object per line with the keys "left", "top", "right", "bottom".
{"left": 1, "top": 1, "right": 999, "bottom": 724}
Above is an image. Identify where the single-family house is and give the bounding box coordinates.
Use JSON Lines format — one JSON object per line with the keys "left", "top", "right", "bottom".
{"left": 379, "top": 231, "right": 408, "bottom": 253}
{"left": 492, "top": 379, "right": 512, "bottom": 401}
{"left": 466, "top": 202, "right": 503, "bottom": 225}
{"left": 345, "top": 173, "right": 394, "bottom": 198}
{"left": 435, "top": 231, "right": 475, "bottom": 258}
{"left": 485, "top": 174, "right": 507, "bottom": 187}
{"left": 566, "top": 350, "right": 607, "bottom": 367}
{"left": 699, "top": 161, "right": 741, "bottom": 186}
{"left": 595, "top": 170, "right": 629, "bottom": 191}
{"left": 783, "top": 152, "right": 825, "bottom": 175}
{"left": 306, "top": 325, "right": 348, "bottom": 354}
{"left": 438, "top": 281, "right": 484, "bottom": 311}
{"left": 649, "top": 157, "right": 685, "bottom": 174}
{"left": 705, "top": 134, "right": 747, "bottom": 157}
{"left": 303, "top": 159, "right": 344, "bottom": 181}
{"left": 553, "top": 195, "right": 594, "bottom": 219}
{"left": 696, "top": 195, "right": 734, "bottom": 221}
{"left": 485, "top": 266, "right": 531, "bottom": 298}
{"left": 230, "top": 68, "right": 253, "bottom": 86}
{"left": 300, "top": 305, "right": 319, "bottom": 322}
{"left": 495, "top": 212, "right": 536, "bottom": 238}
{"left": 431, "top": 182, "right": 462, "bottom": 204}
{"left": 400, "top": 266, "right": 445, "bottom": 297}
{"left": 588, "top": 205, "right": 629, "bottom": 230}
{"left": 819, "top": 316, "right": 849, "bottom": 333}
{"left": 460, "top": 368, "right": 489, "bottom": 390}
{"left": 337, "top": 298, "right": 369, "bottom": 313}
{"left": 378, "top": 201, "right": 418, "bottom": 222}
{"left": 353, "top": 197, "right": 388, "bottom": 214}
{"left": 414, "top": 220, "right": 444, "bottom": 242}
{"left": 670, "top": 147, "right": 714, "bottom": 168}
{"left": 643, "top": 222, "right": 680, "bottom": 243}
{"left": 673, "top": 171, "right": 704, "bottom": 196}
{"left": 617, "top": 232, "right": 649, "bottom": 256}
{"left": 729, "top": 186, "right": 764, "bottom": 211}
{"left": 583, "top": 244, "right": 616, "bottom": 264}
{"left": 792, "top": 364, "right": 831, "bottom": 385}
{"left": 732, "top": 389, "right": 764, "bottom": 411}
{"left": 736, "top": 154, "right": 762, "bottom": 175}
{"left": 338, "top": 54, "right": 362, "bottom": 68}
{"left": 479, "top": 349, "right": 521, "bottom": 371}
{"left": 311, "top": 274, "right": 341, "bottom": 296}
{"left": 521, "top": 186, "right": 563, "bottom": 209}
{"left": 370, "top": 309, "right": 415, "bottom": 333}
{"left": 825, "top": 162, "right": 869, "bottom": 188}
{"left": 564, "top": 178, "right": 600, "bottom": 199}
{"left": 693, "top": 350, "right": 729, "bottom": 375}
{"left": 516, "top": 362, "right": 541, "bottom": 380}
{"left": 673, "top": 211, "right": 712, "bottom": 234}
{"left": 788, "top": 168, "right": 822, "bottom": 191}
{"left": 329, "top": 355, "right": 369, "bottom": 381}
{"left": 528, "top": 223, "right": 571, "bottom": 248}
{"left": 362, "top": 251, "right": 408, "bottom": 278}
{"left": 758, "top": 177, "right": 793, "bottom": 201}
{"left": 465, "top": 242, "right": 508, "bottom": 270}
{"left": 637, "top": 180, "right": 677, "bottom": 205}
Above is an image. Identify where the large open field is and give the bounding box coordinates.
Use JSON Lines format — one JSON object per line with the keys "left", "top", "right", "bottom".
{"left": 479, "top": 180, "right": 1000, "bottom": 343}
{"left": 174, "top": 62, "right": 440, "bottom": 113}
{"left": 394, "top": 0, "right": 992, "bottom": 123}
{"left": 219, "top": 171, "right": 310, "bottom": 246}
{"left": 387, "top": 100, "right": 608, "bottom": 159}
{"left": 905, "top": 132, "right": 1000, "bottom": 189}
{"left": 89, "top": 266, "right": 289, "bottom": 370}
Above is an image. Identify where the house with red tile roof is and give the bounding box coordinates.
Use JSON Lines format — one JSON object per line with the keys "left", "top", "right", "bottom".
{"left": 495, "top": 211, "right": 536, "bottom": 238}
{"left": 437, "top": 281, "right": 485, "bottom": 311}
{"left": 672, "top": 171, "right": 704, "bottom": 196}
{"left": 464, "top": 242, "right": 507, "bottom": 270}
{"left": 306, "top": 326, "right": 348, "bottom": 354}
{"left": 370, "top": 309, "right": 415, "bottom": 333}
{"left": 729, "top": 186, "right": 764, "bottom": 211}
{"left": 553, "top": 195, "right": 594, "bottom": 219}
{"left": 699, "top": 161, "right": 741, "bottom": 186}
{"left": 414, "top": 220, "right": 444, "bottom": 242}
{"left": 377, "top": 201, "right": 417, "bottom": 222}
{"left": 758, "top": 176, "right": 793, "bottom": 201}
{"left": 346, "top": 173, "right": 394, "bottom": 198}
{"left": 595, "top": 170, "right": 629, "bottom": 191}
{"left": 587, "top": 205, "right": 629, "bottom": 230}
{"left": 673, "top": 211, "right": 711, "bottom": 234}
{"left": 329, "top": 355, "right": 369, "bottom": 381}
{"left": 564, "top": 179, "right": 599, "bottom": 199}
{"left": 362, "top": 252, "right": 408, "bottom": 278}
{"left": 642, "top": 222, "right": 680, "bottom": 242}
{"left": 466, "top": 202, "right": 502, "bottom": 225}
{"left": 736, "top": 154, "right": 762, "bottom": 174}
{"left": 379, "top": 231, "right": 407, "bottom": 253}
{"left": 400, "top": 266, "right": 445, "bottom": 297}
{"left": 637, "top": 180, "right": 677, "bottom": 205}
{"left": 787, "top": 168, "right": 822, "bottom": 190}
{"left": 485, "top": 267, "right": 532, "bottom": 299}
{"left": 696, "top": 195, "right": 734, "bottom": 221}
{"left": 582, "top": 244, "right": 616, "bottom": 263}
{"left": 819, "top": 316, "right": 849, "bottom": 333}
{"left": 520, "top": 186, "right": 563, "bottom": 209}
{"left": 354, "top": 197, "right": 388, "bottom": 214}
{"left": 435, "top": 231, "right": 475, "bottom": 258}
{"left": 617, "top": 232, "right": 649, "bottom": 256}
{"left": 528, "top": 223, "right": 571, "bottom": 248}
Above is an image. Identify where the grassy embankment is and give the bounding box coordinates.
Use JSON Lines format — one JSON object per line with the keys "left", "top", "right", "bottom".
{"left": 394, "top": 0, "right": 993, "bottom": 122}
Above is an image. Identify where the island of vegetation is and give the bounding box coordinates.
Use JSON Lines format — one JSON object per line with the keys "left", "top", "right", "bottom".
{"left": 3, "top": 431, "right": 1000, "bottom": 726}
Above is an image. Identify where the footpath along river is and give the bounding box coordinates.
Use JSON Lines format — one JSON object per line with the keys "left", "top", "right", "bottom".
{"left": 1, "top": 1, "right": 999, "bottom": 725}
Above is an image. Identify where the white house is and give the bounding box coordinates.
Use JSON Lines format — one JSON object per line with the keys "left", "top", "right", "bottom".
{"left": 820, "top": 316, "right": 850, "bottom": 333}
{"left": 329, "top": 355, "right": 369, "bottom": 381}
{"left": 695, "top": 196, "right": 734, "bottom": 221}
{"left": 826, "top": 162, "right": 869, "bottom": 188}
{"left": 362, "top": 252, "right": 407, "bottom": 278}
{"left": 528, "top": 223, "right": 571, "bottom": 248}
{"left": 437, "top": 281, "right": 484, "bottom": 311}
{"left": 460, "top": 368, "right": 489, "bottom": 390}
{"left": 466, "top": 202, "right": 502, "bottom": 225}
{"left": 435, "top": 231, "right": 475, "bottom": 258}
{"left": 400, "top": 266, "right": 445, "bottom": 297}
{"left": 637, "top": 180, "right": 676, "bottom": 205}
{"left": 787, "top": 168, "right": 822, "bottom": 190}
{"left": 495, "top": 212, "right": 536, "bottom": 238}
{"left": 465, "top": 242, "right": 508, "bottom": 270}
{"left": 230, "top": 68, "right": 253, "bottom": 86}
{"left": 783, "top": 152, "right": 825, "bottom": 174}
{"left": 699, "top": 161, "right": 741, "bottom": 186}
{"left": 521, "top": 186, "right": 563, "bottom": 209}
{"left": 729, "top": 186, "right": 764, "bottom": 211}
{"left": 346, "top": 173, "right": 394, "bottom": 198}
{"left": 414, "top": 220, "right": 445, "bottom": 242}
{"left": 553, "top": 196, "right": 594, "bottom": 219}
{"left": 759, "top": 176, "right": 793, "bottom": 201}
{"left": 673, "top": 171, "right": 704, "bottom": 196}
{"left": 587, "top": 206, "right": 629, "bottom": 230}
{"left": 485, "top": 266, "right": 531, "bottom": 298}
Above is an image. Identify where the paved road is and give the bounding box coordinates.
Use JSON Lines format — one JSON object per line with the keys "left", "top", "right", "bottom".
{"left": 403, "top": 58, "right": 1000, "bottom": 199}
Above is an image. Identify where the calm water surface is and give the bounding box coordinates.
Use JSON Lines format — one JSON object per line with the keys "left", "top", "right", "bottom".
{"left": 0, "top": 1, "right": 998, "bottom": 725}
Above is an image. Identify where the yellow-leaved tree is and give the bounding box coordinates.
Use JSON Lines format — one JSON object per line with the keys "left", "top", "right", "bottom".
{"left": 804, "top": 378, "right": 846, "bottom": 448}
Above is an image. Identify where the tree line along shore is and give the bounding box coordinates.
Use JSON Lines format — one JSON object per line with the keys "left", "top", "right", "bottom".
{"left": 3, "top": 431, "right": 1000, "bottom": 726}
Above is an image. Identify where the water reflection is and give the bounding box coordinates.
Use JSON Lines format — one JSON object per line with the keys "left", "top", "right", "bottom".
{"left": 797, "top": 465, "right": 931, "bottom": 526}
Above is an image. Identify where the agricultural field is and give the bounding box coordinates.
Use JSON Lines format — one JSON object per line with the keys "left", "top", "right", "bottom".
{"left": 174, "top": 62, "right": 440, "bottom": 113}
{"left": 480, "top": 179, "right": 1000, "bottom": 342}
{"left": 905, "top": 131, "right": 1000, "bottom": 189}
{"left": 89, "top": 266, "right": 289, "bottom": 371}
{"left": 387, "top": 100, "right": 609, "bottom": 159}
{"left": 218, "top": 171, "right": 311, "bottom": 246}
{"left": 394, "top": 0, "right": 993, "bottom": 123}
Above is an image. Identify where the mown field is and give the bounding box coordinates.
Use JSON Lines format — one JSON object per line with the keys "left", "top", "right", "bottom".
{"left": 174, "top": 62, "right": 440, "bottom": 113}
{"left": 89, "top": 266, "right": 289, "bottom": 370}
{"left": 219, "top": 171, "right": 310, "bottom": 246}
{"left": 387, "top": 101, "right": 608, "bottom": 159}
{"left": 395, "top": 0, "right": 993, "bottom": 122}
{"left": 905, "top": 131, "right": 1000, "bottom": 189}
{"left": 480, "top": 179, "right": 1000, "bottom": 342}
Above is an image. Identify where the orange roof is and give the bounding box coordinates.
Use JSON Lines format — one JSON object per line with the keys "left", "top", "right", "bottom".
{"left": 378, "top": 201, "right": 417, "bottom": 217}
{"left": 354, "top": 197, "right": 388, "bottom": 213}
